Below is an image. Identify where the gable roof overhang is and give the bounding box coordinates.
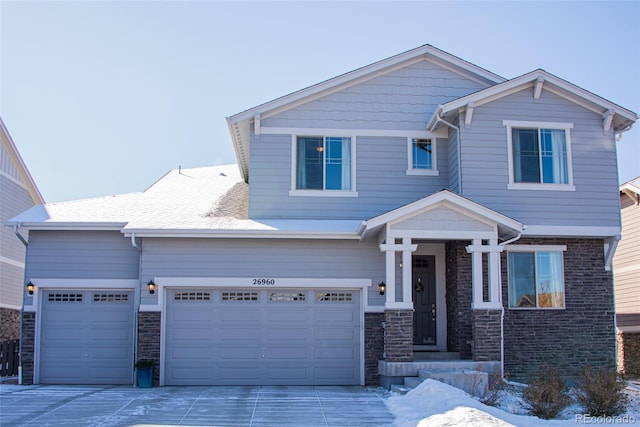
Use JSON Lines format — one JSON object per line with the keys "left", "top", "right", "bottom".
{"left": 427, "top": 69, "right": 638, "bottom": 134}
{"left": 358, "top": 190, "right": 523, "bottom": 242}
{"left": 227, "top": 45, "right": 507, "bottom": 182}
{"left": 620, "top": 177, "right": 640, "bottom": 204}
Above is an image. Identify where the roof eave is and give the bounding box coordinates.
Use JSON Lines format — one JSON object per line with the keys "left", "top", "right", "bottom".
{"left": 121, "top": 228, "right": 361, "bottom": 240}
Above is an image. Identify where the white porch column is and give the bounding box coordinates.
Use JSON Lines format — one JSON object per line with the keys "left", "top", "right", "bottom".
{"left": 466, "top": 239, "right": 504, "bottom": 309}
{"left": 471, "top": 238, "right": 484, "bottom": 307}
{"left": 379, "top": 239, "right": 417, "bottom": 309}
{"left": 487, "top": 239, "right": 502, "bottom": 304}
{"left": 384, "top": 247, "right": 396, "bottom": 305}
{"left": 402, "top": 238, "right": 414, "bottom": 306}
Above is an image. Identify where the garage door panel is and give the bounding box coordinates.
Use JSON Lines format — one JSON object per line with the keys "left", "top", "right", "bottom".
{"left": 171, "top": 308, "right": 214, "bottom": 322}
{"left": 165, "top": 288, "right": 360, "bottom": 385}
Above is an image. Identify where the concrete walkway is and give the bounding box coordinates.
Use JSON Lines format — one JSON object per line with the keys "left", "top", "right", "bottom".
{"left": 0, "top": 384, "right": 394, "bottom": 426}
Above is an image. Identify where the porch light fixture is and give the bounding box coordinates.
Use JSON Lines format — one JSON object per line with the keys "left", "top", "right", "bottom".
{"left": 315, "top": 145, "right": 324, "bottom": 152}
{"left": 147, "top": 280, "right": 156, "bottom": 295}
{"left": 26, "top": 281, "right": 35, "bottom": 295}
{"left": 378, "top": 282, "right": 386, "bottom": 296}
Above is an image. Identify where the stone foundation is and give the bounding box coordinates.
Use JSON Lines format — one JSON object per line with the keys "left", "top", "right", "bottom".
{"left": 384, "top": 309, "right": 413, "bottom": 362}
{"left": 364, "top": 312, "right": 384, "bottom": 386}
{"left": 20, "top": 312, "right": 35, "bottom": 385}
{"left": 618, "top": 331, "right": 640, "bottom": 379}
{"left": 137, "top": 312, "right": 161, "bottom": 386}
{"left": 0, "top": 308, "right": 21, "bottom": 341}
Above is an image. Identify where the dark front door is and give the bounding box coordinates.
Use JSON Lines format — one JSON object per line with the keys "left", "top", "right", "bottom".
{"left": 413, "top": 256, "right": 437, "bottom": 345}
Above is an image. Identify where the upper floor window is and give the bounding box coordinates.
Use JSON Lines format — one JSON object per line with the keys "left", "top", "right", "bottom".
{"left": 407, "top": 138, "right": 439, "bottom": 176}
{"left": 504, "top": 121, "right": 575, "bottom": 191}
{"left": 507, "top": 246, "right": 566, "bottom": 309}
{"left": 293, "top": 136, "right": 355, "bottom": 195}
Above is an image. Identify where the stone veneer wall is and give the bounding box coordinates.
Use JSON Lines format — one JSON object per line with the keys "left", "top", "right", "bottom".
{"left": 137, "top": 312, "right": 161, "bottom": 386}
{"left": 618, "top": 331, "right": 640, "bottom": 379}
{"left": 445, "top": 241, "right": 473, "bottom": 359}
{"left": 384, "top": 309, "right": 413, "bottom": 362}
{"left": 20, "top": 312, "right": 35, "bottom": 384}
{"left": 502, "top": 238, "right": 616, "bottom": 381}
{"left": 364, "top": 312, "right": 384, "bottom": 386}
{"left": 0, "top": 308, "right": 21, "bottom": 341}
{"left": 472, "top": 310, "right": 502, "bottom": 362}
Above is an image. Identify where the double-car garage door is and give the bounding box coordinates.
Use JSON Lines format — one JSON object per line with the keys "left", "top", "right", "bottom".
{"left": 164, "top": 288, "right": 361, "bottom": 385}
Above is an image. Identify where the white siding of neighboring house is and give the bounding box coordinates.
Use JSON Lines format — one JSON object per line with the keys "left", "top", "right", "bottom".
{"left": 614, "top": 191, "right": 640, "bottom": 328}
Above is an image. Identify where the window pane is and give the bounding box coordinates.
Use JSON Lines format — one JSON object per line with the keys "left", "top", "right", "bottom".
{"left": 412, "top": 139, "right": 433, "bottom": 169}
{"left": 508, "top": 252, "right": 536, "bottom": 308}
{"left": 325, "top": 137, "right": 351, "bottom": 190}
{"left": 297, "top": 137, "right": 323, "bottom": 189}
{"left": 536, "top": 252, "right": 564, "bottom": 308}
{"left": 540, "top": 129, "right": 568, "bottom": 184}
{"left": 513, "top": 129, "right": 540, "bottom": 183}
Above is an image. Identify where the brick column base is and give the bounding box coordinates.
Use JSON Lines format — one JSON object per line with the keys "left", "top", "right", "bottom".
{"left": 384, "top": 309, "right": 414, "bottom": 362}
{"left": 20, "top": 312, "right": 36, "bottom": 385}
{"left": 472, "top": 310, "right": 502, "bottom": 362}
{"left": 618, "top": 331, "right": 640, "bottom": 378}
{"left": 137, "top": 312, "right": 161, "bottom": 386}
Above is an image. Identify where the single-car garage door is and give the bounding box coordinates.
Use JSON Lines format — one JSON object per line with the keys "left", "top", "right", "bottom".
{"left": 164, "top": 288, "right": 361, "bottom": 385}
{"left": 39, "top": 290, "right": 135, "bottom": 384}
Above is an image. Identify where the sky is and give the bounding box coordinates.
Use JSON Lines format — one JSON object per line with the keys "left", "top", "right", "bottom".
{"left": 1, "top": 0, "right": 639, "bottom": 204}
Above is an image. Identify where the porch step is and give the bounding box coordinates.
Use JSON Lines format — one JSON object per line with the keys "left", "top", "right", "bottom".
{"left": 413, "top": 351, "right": 460, "bottom": 361}
{"left": 419, "top": 369, "right": 488, "bottom": 397}
{"left": 390, "top": 384, "right": 412, "bottom": 395}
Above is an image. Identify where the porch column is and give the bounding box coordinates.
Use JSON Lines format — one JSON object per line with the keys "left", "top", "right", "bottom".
{"left": 466, "top": 239, "right": 503, "bottom": 309}
{"left": 401, "top": 238, "right": 414, "bottom": 306}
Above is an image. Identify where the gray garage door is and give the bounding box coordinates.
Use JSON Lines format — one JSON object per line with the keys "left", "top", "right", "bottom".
{"left": 164, "top": 288, "right": 361, "bottom": 385}
{"left": 39, "top": 290, "right": 135, "bottom": 384}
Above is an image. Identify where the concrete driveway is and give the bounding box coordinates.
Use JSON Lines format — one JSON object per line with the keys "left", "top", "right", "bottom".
{"left": 0, "top": 384, "right": 394, "bottom": 426}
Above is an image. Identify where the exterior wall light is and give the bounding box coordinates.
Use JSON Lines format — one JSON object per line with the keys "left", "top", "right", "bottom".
{"left": 147, "top": 280, "right": 156, "bottom": 295}
{"left": 26, "top": 281, "right": 35, "bottom": 295}
{"left": 378, "top": 281, "right": 386, "bottom": 295}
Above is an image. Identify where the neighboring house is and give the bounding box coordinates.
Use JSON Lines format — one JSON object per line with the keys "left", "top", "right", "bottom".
{"left": 0, "top": 117, "right": 44, "bottom": 341}
{"left": 7, "top": 45, "right": 638, "bottom": 387}
{"left": 614, "top": 178, "right": 640, "bottom": 378}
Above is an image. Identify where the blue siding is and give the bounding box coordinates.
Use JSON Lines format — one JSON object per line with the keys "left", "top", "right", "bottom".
{"left": 460, "top": 89, "right": 621, "bottom": 227}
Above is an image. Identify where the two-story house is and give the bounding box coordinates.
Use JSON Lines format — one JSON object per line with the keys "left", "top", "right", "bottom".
{"left": 1, "top": 117, "right": 44, "bottom": 342}
{"left": 8, "top": 45, "right": 637, "bottom": 386}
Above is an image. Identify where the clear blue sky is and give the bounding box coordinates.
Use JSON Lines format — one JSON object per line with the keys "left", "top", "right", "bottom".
{"left": 1, "top": 1, "right": 638, "bottom": 203}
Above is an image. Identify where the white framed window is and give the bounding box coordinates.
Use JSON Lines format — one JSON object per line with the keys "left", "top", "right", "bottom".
{"left": 504, "top": 120, "right": 575, "bottom": 191}
{"left": 506, "top": 245, "right": 566, "bottom": 309}
{"left": 407, "top": 137, "right": 439, "bottom": 176}
{"left": 290, "top": 135, "right": 357, "bottom": 197}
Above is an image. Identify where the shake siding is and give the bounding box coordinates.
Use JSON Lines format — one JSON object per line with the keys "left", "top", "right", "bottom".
{"left": 263, "top": 61, "right": 486, "bottom": 130}
{"left": 140, "top": 238, "right": 385, "bottom": 307}
{"left": 614, "top": 193, "right": 640, "bottom": 319}
{"left": 25, "top": 231, "right": 139, "bottom": 280}
{"left": 460, "top": 89, "right": 621, "bottom": 227}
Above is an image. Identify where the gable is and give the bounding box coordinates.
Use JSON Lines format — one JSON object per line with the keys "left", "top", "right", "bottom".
{"left": 1, "top": 117, "right": 44, "bottom": 204}
{"left": 389, "top": 203, "right": 495, "bottom": 234}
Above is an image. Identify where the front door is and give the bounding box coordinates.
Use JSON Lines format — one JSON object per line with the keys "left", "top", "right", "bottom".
{"left": 413, "top": 256, "right": 437, "bottom": 345}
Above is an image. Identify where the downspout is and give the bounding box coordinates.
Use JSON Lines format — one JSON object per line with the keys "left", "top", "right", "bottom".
{"left": 430, "top": 108, "right": 463, "bottom": 195}
{"left": 130, "top": 233, "right": 142, "bottom": 386}
{"left": 13, "top": 224, "right": 28, "bottom": 248}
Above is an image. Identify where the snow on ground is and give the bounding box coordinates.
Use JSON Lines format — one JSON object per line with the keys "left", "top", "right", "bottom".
{"left": 386, "top": 379, "right": 640, "bottom": 427}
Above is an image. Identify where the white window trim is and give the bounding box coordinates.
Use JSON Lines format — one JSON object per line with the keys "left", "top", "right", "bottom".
{"left": 406, "top": 137, "right": 440, "bottom": 176}
{"left": 503, "top": 120, "right": 575, "bottom": 191}
{"left": 289, "top": 134, "right": 359, "bottom": 197}
{"left": 504, "top": 245, "right": 567, "bottom": 310}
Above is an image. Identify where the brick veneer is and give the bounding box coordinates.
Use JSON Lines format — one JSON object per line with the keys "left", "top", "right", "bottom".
{"left": 20, "top": 312, "right": 35, "bottom": 384}
{"left": 472, "top": 310, "right": 502, "bottom": 362}
{"left": 364, "top": 312, "right": 384, "bottom": 385}
{"left": 137, "top": 312, "right": 161, "bottom": 386}
{"left": 618, "top": 331, "right": 640, "bottom": 379}
{"left": 384, "top": 309, "right": 413, "bottom": 362}
{"left": 445, "top": 241, "right": 473, "bottom": 359}
{"left": 502, "top": 238, "right": 616, "bottom": 380}
{"left": 0, "top": 308, "right": 21, "bottom": 341}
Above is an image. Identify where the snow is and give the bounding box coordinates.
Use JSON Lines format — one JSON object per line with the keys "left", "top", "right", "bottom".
{"left": 386, "top": 379, "right": 640, "bottom": 427}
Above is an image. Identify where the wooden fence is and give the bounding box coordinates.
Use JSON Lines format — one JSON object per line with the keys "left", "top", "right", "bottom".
{"left": 0, "top": 339, "right": 19, "bottom": 377}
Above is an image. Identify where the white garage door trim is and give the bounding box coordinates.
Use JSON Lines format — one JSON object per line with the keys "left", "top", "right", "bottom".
{"left": 158, "top": 278, "right": 369, "bottom": 386}
{"left": 31, "top": 279, "right": 138, "bottom": 384}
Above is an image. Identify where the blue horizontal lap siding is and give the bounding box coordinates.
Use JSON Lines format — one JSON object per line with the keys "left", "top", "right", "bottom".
{"left": 460, "top": 89, "right": 621, "bottom": 228}
{"left": 26, "top": 231, "right": 140, "bottom": 279}
{"left": 140, "top": 238, "right": 385, "bottom": 307}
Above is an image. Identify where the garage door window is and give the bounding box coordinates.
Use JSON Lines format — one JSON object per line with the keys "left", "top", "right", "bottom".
{"left": 270, "top": 292, "right": 306, "bottom": 301}
{"left": 317, "top": 292, "right": 353, "bottom": 302}
{"left": 48, "top": 293, "right": 83, "bottom": 302}
{"left": 93, "top": 293, "right": 129, "bottom": 302}
{"left": 222, "top": 291, "right": 258, "bottom": 301}
{"left": 175, "top": 291, "right": 211, "bottom": 301}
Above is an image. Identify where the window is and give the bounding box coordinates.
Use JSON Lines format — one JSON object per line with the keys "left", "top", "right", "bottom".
{"left": 504, "top": 121, "right": 574, "bottom": 190}
{"left": 508, "top": 249, "right": 565, "bottom": 309}
{"left": 407, "top": 138, "right": 438, "bottom": 176}
{"left": 295, "top": 136, "right": 352, "bottom": 191}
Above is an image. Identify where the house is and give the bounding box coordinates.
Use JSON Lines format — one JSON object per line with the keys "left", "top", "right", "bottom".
{"left": 0, "top": 117, "right": 44, "bottom": 342}
{"left": 614, "top": 178, "right": 640, "bottom": 378}
{"left": 7, "top": 45, "right": 638, "bottom": 386}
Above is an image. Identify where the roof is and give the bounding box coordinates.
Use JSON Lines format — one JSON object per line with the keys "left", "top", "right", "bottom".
{"left": 227, "top": 44, "right": 507, "bottom": 181}
{"left": 0, "top": 116, "right": 45, "bottom": 204}
{"left": 427, "top": 69, "right": 638, "bottom": 133}
{"left": 620, "top": 176, "right": 640, "bottom": 202}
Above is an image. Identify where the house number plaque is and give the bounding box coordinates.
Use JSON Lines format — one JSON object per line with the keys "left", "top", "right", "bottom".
{"left": 252, "top": 278, "right": 276, "bottom": 286}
